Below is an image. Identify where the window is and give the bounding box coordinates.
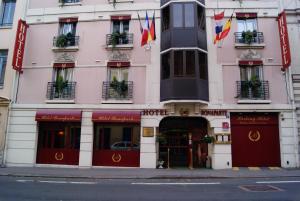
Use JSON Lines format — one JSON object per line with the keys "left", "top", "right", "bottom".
{"left": 54, "top": 68, "right": 73, "bottom": 82}
{"left": 173, "top": 3, "right": 195, "bottom": 28}
{"left": 112, "top": 20, "right": 129, "bottom": 34}
{"left": 186, "top": 51, "right": 195, "bottom": 76}
{"left": 162, "top": 52, "right": 170, "bottom": 79}
{"left": 94, "top": 125, "right": 140, "bottom": 151}
{"left": 162, "top": 6, "right": 170, "bottom": 31}
{"left": 197, "top": 5, "right": 206, "bottom": 31}
{"left": 240, "top": 65, "right": 263, "bottom": 81}
{"left": 184, "top": 4, "right": 194, "bottom": 28}
{"left": 199, "top": 51, "right": 207, "bottom": 80}
{"left": 237, "top": 18, "right": 257, "bottom": 32}
{"left": 109, "top": 68, "right": 128, "bottom": 82}
{"left": 174, "top": 51, "right": 183, "bottom": 76}
{"left": 0, "top": 0, "right": 15, "bottom": 26}
{"left": 59, "top": 22, "right": 77, "bottom": 36}
{"left": 0, "top": 50, "right": 8, "bottom": 87}
{"left": 173, "top": 4, "right": 183, "bottom": 28}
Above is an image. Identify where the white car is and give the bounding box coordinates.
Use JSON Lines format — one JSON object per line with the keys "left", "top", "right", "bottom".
{"left": 110, "top": 141, "right": 139, "bottom": 150}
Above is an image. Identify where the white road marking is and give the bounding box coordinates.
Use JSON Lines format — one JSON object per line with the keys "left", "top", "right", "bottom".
{"left": 16, "top": 180, "right": 34, "bottom": 183}
{"left": 256, "top": 181, "right": 300, "bottom": 184}
{"left": 16, "top": 180, "right": 97, "bottom": 185}
{"left": 39, "top": 180, "right": 68, "bottom": 184}
{"left": 69, "top": 181, "right": 97, "bottom": 185}
{"left": 131, "top": 182, "right": 221, "bottom": 185}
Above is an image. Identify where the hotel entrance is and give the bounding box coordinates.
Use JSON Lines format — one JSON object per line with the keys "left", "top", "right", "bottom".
{"left": 158, "top": 117, "right": 209, "bottom": 168}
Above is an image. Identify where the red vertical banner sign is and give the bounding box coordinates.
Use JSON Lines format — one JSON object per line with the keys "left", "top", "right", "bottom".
{"left": 12, "top": 19, "right": 29, "bottom": 73}
{"left": 278, "top": 11, "right": 291, "bottom": 71}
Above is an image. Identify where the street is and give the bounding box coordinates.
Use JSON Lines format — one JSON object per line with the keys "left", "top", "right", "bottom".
{"left": 0, "top": 176, "right": 300, "bottom": 201}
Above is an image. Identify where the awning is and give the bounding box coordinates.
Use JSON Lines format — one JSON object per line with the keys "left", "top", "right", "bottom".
{"left": 236, "top": 13, "right": 257, "bottom": 20}
{"left": 59, "top": 17, "right": 78, "bottom": 23}
{"left": 107, "top": 61, "right": 130, "bottom": 68}
{"left": 92, "top": 111, "right": 141, "bottom": 124}
{"left": 239, "top": 60, "right": 263, "bottom": 66}
{"left": 111, "top": 15, "right": 131, "bottom": 21}
{"left": 53, "top": 62, "right": 75, "bottom": 68}
{"left": 35, "top": 110, "right": 82, "bottom": 122}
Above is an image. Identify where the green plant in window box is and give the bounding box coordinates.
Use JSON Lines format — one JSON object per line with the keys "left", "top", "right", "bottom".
{"left": 55, "top": 75, "right": 68, "bottom": 98}
{"left": 56, "top": 34, "right": 68, "bottom": 48}
{"left": 201, "top": 135, "right": 215, "bottom": 144}
{"left": 111, "top": 31, "right": 120, "bottom": 48}
{"left": 242, "top": 30, "right": 254, "bottom": 45}
{"left": 110, "top": 77, "right": 128, "bottom": 97}
{"left": 249, "top": 75, "right": 262, "bottom": 98}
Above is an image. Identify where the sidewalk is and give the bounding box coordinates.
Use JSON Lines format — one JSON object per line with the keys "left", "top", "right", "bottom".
{"left": 1, "top": 166, "right": 300, "bottom": 179}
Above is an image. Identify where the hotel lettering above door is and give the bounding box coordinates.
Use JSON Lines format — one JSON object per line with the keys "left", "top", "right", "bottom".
{"left": 230, "top": 113, "right": 281, "bottom": 167}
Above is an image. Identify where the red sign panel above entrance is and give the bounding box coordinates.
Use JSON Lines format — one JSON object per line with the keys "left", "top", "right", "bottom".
{"left": 35, "top": 110, "right": 82, "bottom": 122}
{"left": 92, "top": 111, "right": 141, "bottom": 124}
{"left": 230, "top": 113, "right": 279, "bottom": 125}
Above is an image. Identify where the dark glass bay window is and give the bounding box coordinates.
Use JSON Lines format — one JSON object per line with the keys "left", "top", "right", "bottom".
{"left": 161, "top": 50, "right": 207, "bottom": 80}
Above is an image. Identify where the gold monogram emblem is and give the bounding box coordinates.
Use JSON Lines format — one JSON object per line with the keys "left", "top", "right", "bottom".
{"left": 54, "top": 152, "right": 64, "bottom": 161}
{"left": 112, "top": 153, "right": 122, "bottom": 163}
{"left": 248, "top": 130, "right": 261, "bottom": 142}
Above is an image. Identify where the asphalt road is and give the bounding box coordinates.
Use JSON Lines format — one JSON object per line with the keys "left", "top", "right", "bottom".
{"left": 0, "top": 176, "right": 300, "bottom": 201}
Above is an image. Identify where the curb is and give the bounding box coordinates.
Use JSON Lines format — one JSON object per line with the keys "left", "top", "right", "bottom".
{"left": 1, "top": 173, "right": 300, "bottom": 180}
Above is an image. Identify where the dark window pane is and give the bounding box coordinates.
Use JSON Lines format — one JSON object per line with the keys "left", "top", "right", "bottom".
{"left": 54, "top": 130, "right": 66, "bottom": 148}
{"left": 174, "top": 51, "right": 184, "bottom": 77}
{"left": 199, "top": 51, "right": 207, "bottom": 80}
{"left": 162, "top": 6, "right": 170, "bottom": 31}
{"left": 0, "top": 0, "right": 15, "bottom": 26}
{"left": 162, "top": 52, "right": 170, "bottom": 79}
{"left": 123, "top": 127, "right": 132, "bottom": 141}
{"left": 0, "top": 50, "right": 8, "bottom": 86}
{"left": 70, "top": 127, "right": 81, "bottom": 149}
{"left": 173, "top": 4, "right": 183, "bottom": 28}
{"left": 184, "top": 4, "right": 194, "bottom": 27}
{"left": 186, "top": 51, "right": 195, "bottom": 76}
{"left": 197, "top": 5, "right": 206, "bottom": 30}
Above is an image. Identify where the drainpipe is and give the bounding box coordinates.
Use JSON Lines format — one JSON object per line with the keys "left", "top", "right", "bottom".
{"left": 287, "top": 69, "right": 300, "bottom": 167}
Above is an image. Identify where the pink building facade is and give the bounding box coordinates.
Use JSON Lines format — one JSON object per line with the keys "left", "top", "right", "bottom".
{"left": 4, "top": 0, "right": 299, "bottom": 169}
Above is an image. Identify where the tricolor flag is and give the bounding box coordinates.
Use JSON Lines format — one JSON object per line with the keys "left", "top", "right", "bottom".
{"left": 218, "top": 15, "right": 233, "bottom": 41}
{"left": 149, "top": 12, "right": 156, "bottom": 41}
{"left": 214, "top": 12, "right": 233, "bottom": 44}
{"left": 141, "top": 11, "right": 150, "bottom": 46}
{"left": 213, "top": 11, "right": 224, "bottom": 44}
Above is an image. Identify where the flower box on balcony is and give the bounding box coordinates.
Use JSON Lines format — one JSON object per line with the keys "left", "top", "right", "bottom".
{"left": 234, "top": 31, "right": 265, "bottom": 49}
{"left": 106, "top": 33, "right": 134, "bottom": 50}
{"left": 59, "top": 0, "right": 82, "bottom": 6}
{"left": 52, "top": 34, "right": 80, "bottom": 52}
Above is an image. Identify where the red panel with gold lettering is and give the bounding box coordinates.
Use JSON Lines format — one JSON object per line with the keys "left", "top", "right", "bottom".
{"left": 231, "top": 113, "right": 280, "bottom": 167}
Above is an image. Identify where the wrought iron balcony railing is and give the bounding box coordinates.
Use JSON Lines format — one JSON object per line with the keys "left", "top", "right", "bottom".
{"left": 102, "top": 81, "right": 133, "bottom": 100}
{"left": 234, "top": 32, "right": 264, "bottom": 44}
{"left": 106, "top": 33, "right": 134, "bottom": 46}
{"left": 53, "top": 35, "right": 80, "bottom": 48}
{"left": 59, "top": 0, "right": 81, "bottom": 3}
{"left": 46, "top": 82, "right": 76, "bottom": 100}
{"left": 236, "top": 81, "right": 269, "bottom": 100}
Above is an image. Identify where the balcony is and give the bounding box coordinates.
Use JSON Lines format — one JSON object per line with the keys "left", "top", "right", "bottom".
{"left": 52, "top": 35, "right": 80, "bottom": 52}
{"left": 59, "top": 0, "right": 82, "bottom": 6}
{"left": 106, "top": 33, "right": 134, "bottom": 50}
{"left": 46, "top": 82, "right": 76, "bottom": 102}
{"left": 161, "top": 0, "right": 204, "bottom": 6}
{"left": 102, "top": 81, "right": 133, "bottom": 103}
{"left": 236, "top": 81, "right": 270, "bottom": 103}
{"left": 234, "top": 31, "right": 265, "bottom": 49}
